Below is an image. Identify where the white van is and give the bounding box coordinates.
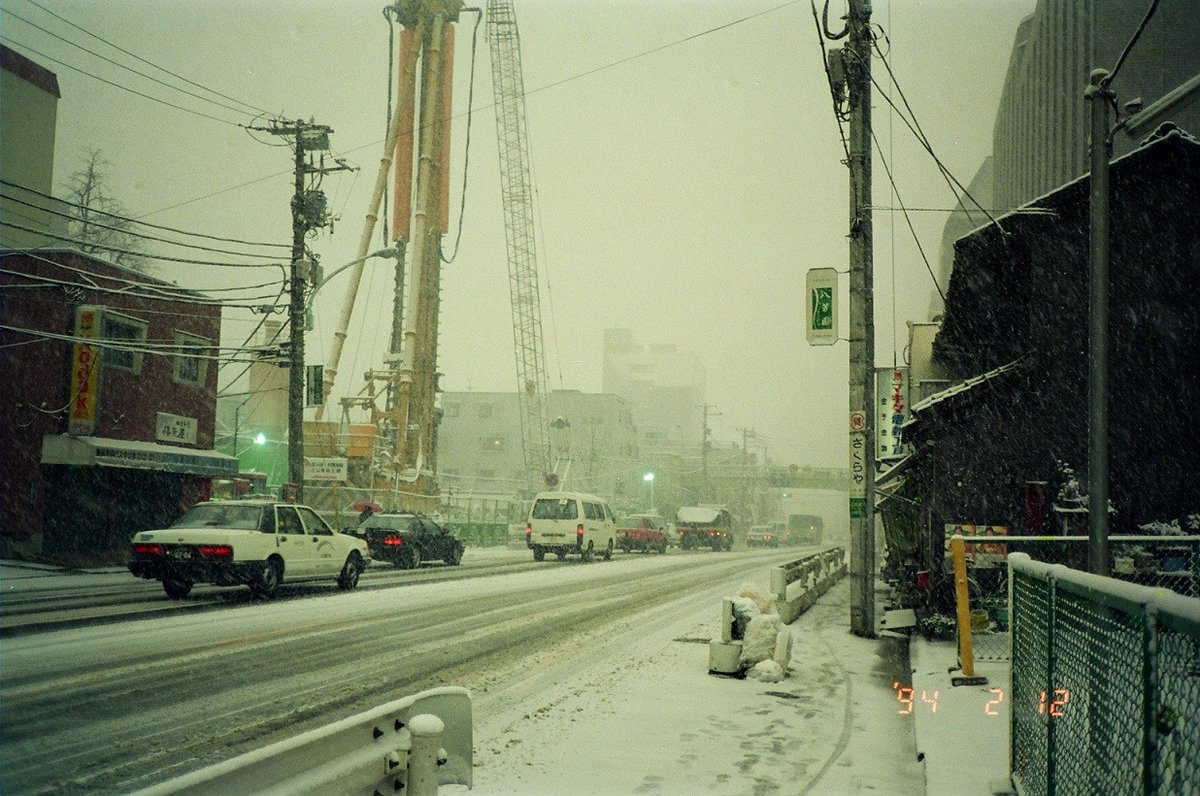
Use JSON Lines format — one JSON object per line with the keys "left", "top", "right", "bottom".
{"left": 525, "top": 491, "right": 617, "bottom": 562}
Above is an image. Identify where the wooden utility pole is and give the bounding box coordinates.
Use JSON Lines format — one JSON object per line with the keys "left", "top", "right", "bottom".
{"left": 847, "top": 0, "right": 876, "bottom": 637}
{"left": 250, "top": 118, "right": 350, "bottom": 500}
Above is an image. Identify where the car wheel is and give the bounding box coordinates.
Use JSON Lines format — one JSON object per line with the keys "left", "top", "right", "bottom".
{"left": 444, "top": 544, "right": 463, "bottom": 566}
{"left": 555, "top": 551, "right": 567, "bottom": 561}
{"left": 582, "top": 541, "right": 595, "bottom": 562}
{"left": 603, "top": 539, "right": 613, "bottom": 561}
{"left": 163, "top": 576, "right": 192, "bottom": 599}
{"left": 400, "top": 547, "right": 422, "bottom": 570}
{"left": 337, "top": 552, "right": 362, "bottom": 590}
{"left": 533, "top": 548, "right": 545, "bottom": 562}
{"left": 251, "top": 557, "right": 283, "bottom": 598}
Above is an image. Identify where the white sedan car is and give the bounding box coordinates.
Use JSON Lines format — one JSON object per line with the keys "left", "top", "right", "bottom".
{"left": 128, "top": 500, "right": 370, "bottom": 599}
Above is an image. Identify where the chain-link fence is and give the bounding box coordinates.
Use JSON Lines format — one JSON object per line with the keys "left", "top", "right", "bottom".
{"left": 1008, "top": 552, "right": 1200, "bottom": 796}
{"left": 957, "top": 536, "right": 1199, "bottom": 664}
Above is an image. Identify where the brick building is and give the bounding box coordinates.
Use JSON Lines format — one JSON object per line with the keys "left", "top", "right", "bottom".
{"left": 0, "top": 251, "right": 235, "bottom": 559}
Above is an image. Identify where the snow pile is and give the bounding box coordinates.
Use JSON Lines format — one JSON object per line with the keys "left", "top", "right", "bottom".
{"left": 719, "top": 585, "right": 793, "bottom": 680}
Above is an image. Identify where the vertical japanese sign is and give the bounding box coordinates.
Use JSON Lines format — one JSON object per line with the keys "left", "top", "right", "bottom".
{"left": 848, "top": 410, "right": 867, "bottom": 518}
{"left": 805, "top": 268, "right": 838, "bottom": 345}
{"left": 875, "top": 367, "right": 909, "bottom": 459}
{"left": 68, "top": 305, "right": 102, "bottom": 436}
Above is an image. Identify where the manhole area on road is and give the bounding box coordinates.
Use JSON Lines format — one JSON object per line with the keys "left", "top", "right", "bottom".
{"left": 673, "top": 636, "right": 712, "bottom": 644}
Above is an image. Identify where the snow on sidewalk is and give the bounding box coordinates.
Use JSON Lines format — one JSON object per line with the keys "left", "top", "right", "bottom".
{"left": 460, "top": 575, "right": 925, "bottom": 795}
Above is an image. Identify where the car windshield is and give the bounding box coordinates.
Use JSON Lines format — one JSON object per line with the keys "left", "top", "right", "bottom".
{"left": 173, "top": 504, "right": 263, "bottom": 531}
{"left": 532, "top": 498, "right": 577, "bottom": 520}
{"left": 361, "top": 516, "right": 415, "bottom": 532}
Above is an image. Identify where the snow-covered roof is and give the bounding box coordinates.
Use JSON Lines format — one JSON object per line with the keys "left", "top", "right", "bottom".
{"left": 907, "top": 356, "right": 1027, "bottom": 418}
{"left": 676, "top": 506, "right": 725, "bottom": 524}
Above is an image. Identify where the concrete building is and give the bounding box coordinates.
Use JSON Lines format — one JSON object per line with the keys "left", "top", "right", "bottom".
{"left": 0, "top": 45, "right": 59, "bottom": 251}
{"left": 933, "top": 0, "right": 1200, "bottom": 319}
{"left": 992, "top": 0, "right": 1200, "bottom": 214}
{"left": 437, "top": 389, "right": 638, "bottom": 504}
{"left": 601, "top": 328, "right": 705, "bottom": 457}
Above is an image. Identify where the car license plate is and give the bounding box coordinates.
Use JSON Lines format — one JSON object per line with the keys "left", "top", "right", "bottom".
{"left": 168, "top": 545, "right": 192, "bottom": 560}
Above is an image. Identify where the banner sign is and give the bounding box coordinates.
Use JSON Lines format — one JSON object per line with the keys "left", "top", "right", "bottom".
{"left": 848, "top": 431, "right": 867, "bottom": 517}
{"left": 944, "top": 524, "right": 1010, "bottom": 568}
{"left": 875, "top": 367, "right": 909, "bottom": 459}
{"left": 68, "top": 305, "right": 102, "bottom": 436}
{"left": 805, "top": 268, "right": 838, "bottom": 345}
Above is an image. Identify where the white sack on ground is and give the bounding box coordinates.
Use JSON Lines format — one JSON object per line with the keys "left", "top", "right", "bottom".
{"left": 739, "top": 613, "right": 782, "bottom": 668}
{"left": 737, "top": 585, "right": 774, "bottom": 614}
{"left": 748, "top": 659, "right": 785, "bottom": 682}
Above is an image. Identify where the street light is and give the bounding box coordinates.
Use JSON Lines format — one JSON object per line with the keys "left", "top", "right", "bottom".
{"left": 287, "top": 246, "right": 401, "bottom": 500}
{"left": 643, "top": 471, "right": 655, "bottom": 511}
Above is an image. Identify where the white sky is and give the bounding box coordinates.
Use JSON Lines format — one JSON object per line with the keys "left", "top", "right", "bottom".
{"left": 5, "top": 0, "right": 1036, "bottom": 466}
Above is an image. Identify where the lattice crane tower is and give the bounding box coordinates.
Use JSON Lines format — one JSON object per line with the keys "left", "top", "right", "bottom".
{"left": 486, "top": 0, "right": 551, "bottom": 487}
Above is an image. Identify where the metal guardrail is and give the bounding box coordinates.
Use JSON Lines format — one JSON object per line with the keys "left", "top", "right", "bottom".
{"left": 1008, "top": 553, "right": 1200, "bottom": 796}
{"left": 770, "top": 547, "right": 847, "bottom": 624}
{"left": 134, "top": 687, "right": 472, "bottom": 795}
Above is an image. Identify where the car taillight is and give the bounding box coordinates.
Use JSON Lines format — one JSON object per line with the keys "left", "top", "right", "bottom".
{"left": 525, "top": 524, "right": 532, "bottom": 537}
{"left": 133, "top": 543, "right": 164, "bottom": 556}
{"left": 382, "top": 536, "right": 404, "bottom": 546}
{"left": 197, "top": 545, "right": 233, "bottom": 559}
{"left": 577, "top": 524, "right": 584, "bottom": 538}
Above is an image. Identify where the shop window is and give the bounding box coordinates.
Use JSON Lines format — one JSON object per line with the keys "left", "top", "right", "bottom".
{"left": 101, "top": 310, "right": 148, "bottom": 373}
{"left": 173, "top": 331, "right": 210, "bottom": 387}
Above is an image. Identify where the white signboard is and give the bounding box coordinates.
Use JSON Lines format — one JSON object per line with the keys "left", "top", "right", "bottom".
{"left": 875, "top": 367, "right": 909, "bottom": 459}
{"left": 155, "top": 411, "right": 198, "bottom": 446}
{"left": 805, "top": 268, "right": 838, "bottom": 345}
{"left": 304, "top": 456, "right": 348, "bottom": 482}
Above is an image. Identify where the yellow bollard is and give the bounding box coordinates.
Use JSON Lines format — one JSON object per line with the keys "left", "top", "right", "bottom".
{"left": 950, "top": 535, "right": 976, "bottom": 678}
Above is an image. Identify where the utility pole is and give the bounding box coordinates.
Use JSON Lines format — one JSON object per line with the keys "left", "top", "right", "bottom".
{"left": 699, "top": 404, "right": 721, "bottom": 500}
{"left": 251, "top": 119, "right": 351, "bottom": 500}
{"left": 1085, "top": 69, "right": 1111, "bottom": 577}
{"left": 846, "top": 0, "right": 876, "bottom": 638}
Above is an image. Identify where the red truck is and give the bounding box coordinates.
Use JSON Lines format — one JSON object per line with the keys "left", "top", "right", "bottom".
{"left": 675, "top": 505, "right": 734, "bottom": 551}
{"left": 616, "top": 513, "right": 669, "bottom": 554}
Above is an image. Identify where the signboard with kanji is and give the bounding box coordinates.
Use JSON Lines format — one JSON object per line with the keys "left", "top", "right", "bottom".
{"left": 805, "top": 268, "right": 838, "bottom": 345}
{"left": 68, "top": 305, "right": 102, "bottom": 436}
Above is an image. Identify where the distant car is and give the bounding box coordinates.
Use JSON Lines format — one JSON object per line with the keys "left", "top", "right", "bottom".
{"left": 128, "top": 500, "right": 369, "bottom": 599}
{"left": 745, "top": 526, "right": 779, "bottom": 548}
{"left": 353, "top": 513, "right": 465, "bottom": 569}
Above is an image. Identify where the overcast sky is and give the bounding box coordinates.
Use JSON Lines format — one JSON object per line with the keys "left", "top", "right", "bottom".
{"left": 5, "top": 0, "right": 1035, "bottom": 467}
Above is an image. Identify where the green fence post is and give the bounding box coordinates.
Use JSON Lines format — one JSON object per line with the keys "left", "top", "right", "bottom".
{"left": 1046, "top": 571, "right": 1057, "bottom": 796}
{"left": 1142, "top": 606, "right": 1159, "bottom": 794}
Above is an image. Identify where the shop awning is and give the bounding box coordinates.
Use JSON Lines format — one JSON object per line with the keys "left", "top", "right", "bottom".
{"left": 42, "top": 434, "right": 239, "bottom": 478}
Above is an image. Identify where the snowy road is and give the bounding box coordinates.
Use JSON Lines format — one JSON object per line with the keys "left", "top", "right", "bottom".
{"left": 0, "top": 546, "right": 811, "bottom": 794}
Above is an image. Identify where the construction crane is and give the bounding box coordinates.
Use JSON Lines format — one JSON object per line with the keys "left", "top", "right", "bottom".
{"left": 486, "top": 0, "right": 552, "bottom": 489}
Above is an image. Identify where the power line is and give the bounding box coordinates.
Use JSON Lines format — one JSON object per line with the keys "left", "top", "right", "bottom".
{"left": 0, "top": 179, "right": 292, "bottom": 250}
{"left": 0, "top": 35, "right": 246, "bottom": 128}
{"left": 1, "top": 190, "right": 284, "bottom": 260}
{"left": 143, "top": 2, "right": 803, "bottom": 219}
{"left": 868, "top": 128, "right": 945, "bottom": 302}
{"left": 1, "top": 6, "right": 267, "bottom": 119}
{"left": 17, "top": 0, "right": 275, "bottom": 117}
{"left": 0, "top": 219, "right": 285, "bottom": 268}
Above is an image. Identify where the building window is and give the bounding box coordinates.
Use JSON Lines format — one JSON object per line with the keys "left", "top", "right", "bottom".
{"left": 173, "top": 331, "right": 210, "bottom": 387}
{"left": 101, "top": 310, "right": 148, "bottom": 374}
